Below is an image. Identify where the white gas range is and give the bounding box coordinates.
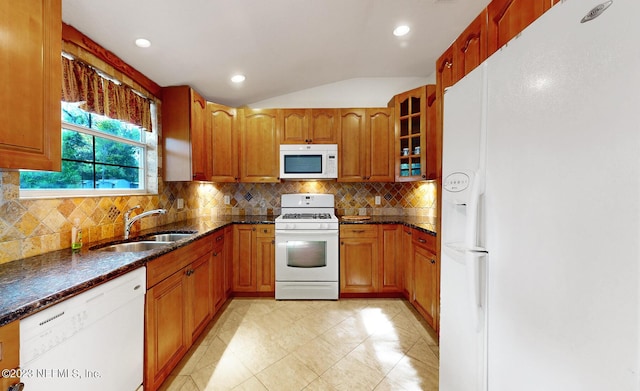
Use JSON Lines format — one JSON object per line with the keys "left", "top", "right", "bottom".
{"left": 274, "top": 194, "right": 339, "bottom": 300}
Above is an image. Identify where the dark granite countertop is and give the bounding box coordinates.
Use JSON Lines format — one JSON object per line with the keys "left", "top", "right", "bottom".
{"left": 338, "top": 215, "right": 437, "bottom": 236}
{"left": 0, "top": 215, "right": 274, "bottom": 327}
{"left": 0, "top": 213, "right": 433, "bottom": 327}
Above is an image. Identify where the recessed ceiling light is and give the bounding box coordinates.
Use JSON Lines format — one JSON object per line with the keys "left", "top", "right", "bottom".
{"left": 393, "top": 25, "right": 411, "bottom": 37}
{"left": 135, "top": 38, "right": 151, "bottom": 48}
{"left": 231, "top": 74, "right": 246, "bottom": 83}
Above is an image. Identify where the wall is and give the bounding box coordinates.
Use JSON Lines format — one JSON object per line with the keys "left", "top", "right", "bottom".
{"left": 0, "top": 172, "right": 436, "bottom": 264}
{"left": 247, "top": 77, "right": 435, "bottom": 108}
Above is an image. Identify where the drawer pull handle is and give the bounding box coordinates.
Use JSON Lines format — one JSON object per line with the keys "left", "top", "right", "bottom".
{"left": 418, "top": 238, "right": 427, "bottom": 243}
{"left": 216, "top": 235, "right": 224, "bottom": 242}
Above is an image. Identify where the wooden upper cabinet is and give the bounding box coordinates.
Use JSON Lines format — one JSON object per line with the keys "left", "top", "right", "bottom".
{"left": 163, "top": 86, "right": 210, "bottom": 181}
{"left": 338, "top": 109, "right": 366, "bottom": 182}
{"left": 280, "top": 108, "right": 338, "bottom": 144}
{"left": 425, "top": 86, "right": 439, "bottom": 180}
{"left": 0, "top": 0, "right": 62, "bottom": 171}
{"left": 338, "top": 108, "right": 393, "bottom": 182}
{"left": 281, "top": 109, "right": 309, "bottom": 144}
{"left": 487, "top": 0, "right": 553, "bottom": 56}
{"left": 309, "top": 109, "right": 338, "bottom": 144}
{"left": 208, "top": 103, "right": 238, "bottom": 182}
{"left": 394, "top": 86, "right": 427, "bottom": 182}
{"left": 453, "top": 9, "right": 488, "bottom": 81}
{"left": 436, "top": 45, "right": 456, "bottom": 96}
{"left": 366, "top": 108, "right": 394, "bottom": 182}
{"left": 239, "top": 109, "right": 281, "bottom": 182}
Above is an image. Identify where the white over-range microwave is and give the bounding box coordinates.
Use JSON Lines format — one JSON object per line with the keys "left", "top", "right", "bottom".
{"left": 279, "top": 144, "right": 338, "bottom": 179}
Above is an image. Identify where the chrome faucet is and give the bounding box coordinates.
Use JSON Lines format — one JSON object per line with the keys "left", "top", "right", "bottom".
{"left": 124, "top": 205, "right": 167, "bottom": 239}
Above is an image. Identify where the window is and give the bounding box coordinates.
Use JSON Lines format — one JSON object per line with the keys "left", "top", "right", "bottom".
{"left": 20, "top": 102, "right": 155, "bottom": 196}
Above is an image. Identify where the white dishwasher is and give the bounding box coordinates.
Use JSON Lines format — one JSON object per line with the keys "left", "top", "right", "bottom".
{"left": 19, "top": 267, "right": 146, "bottom": 391}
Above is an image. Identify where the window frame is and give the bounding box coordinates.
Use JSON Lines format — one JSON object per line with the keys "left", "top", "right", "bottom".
{"left": 20, "top": 114, "right": 156, "bottom": 199}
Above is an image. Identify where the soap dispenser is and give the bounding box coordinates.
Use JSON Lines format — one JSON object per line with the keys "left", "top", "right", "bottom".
{"left": 71, "top": 218, "right": 83, "bottom": 252}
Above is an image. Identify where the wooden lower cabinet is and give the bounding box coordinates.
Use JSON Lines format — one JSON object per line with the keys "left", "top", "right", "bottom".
{"left": 188, "top": 253, "right": 213, "bottom": 340}
{"left": 0, "top": 321, "right": 20, "bottom": 391}
{"left": 145, "top": 236, "right": 216, "bottom": 391}
{"left": 339, "top": 225, "right": 403, "bottom": 295}
{"left": 256, "top": 228, "right": 275, "bottom": 293}
{"left": 401, "top": 226, "right": 414, "bottom": 300}
{"left": 380, "top": 225, "right": 402, "bottom": 292}
{"left": 232, "top": 224, "right": 275, "bottom": 294}
{"left": 145, "top": 270, "right": 189, "bottom": 391}
{"left": 224, "top": 225, "right": 234, "bottom": 296}
{"left": 411, "top": 229, "right": 439, "bottom": 331}
{"left": 212, "top": 230, "right": 226, "bottom": 312}
{"left": 340, "top": 234, "right": 379, "bottom": 293}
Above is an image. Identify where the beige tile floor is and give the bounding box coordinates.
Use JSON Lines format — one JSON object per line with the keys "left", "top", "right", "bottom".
{"left": 159, "top": 298, "right": 439, "bottom": 391}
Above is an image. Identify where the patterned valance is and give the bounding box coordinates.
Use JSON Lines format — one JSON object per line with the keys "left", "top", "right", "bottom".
{"left": 61, "top": 55, "right": 152, "bottom": 131}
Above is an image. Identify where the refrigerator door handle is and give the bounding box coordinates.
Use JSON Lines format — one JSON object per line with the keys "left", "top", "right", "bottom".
{"left": 466, "top": 249, "right": 487, "bottom": 333}
{"left": 465, "top": 169, "right": 485, "bottom": 249}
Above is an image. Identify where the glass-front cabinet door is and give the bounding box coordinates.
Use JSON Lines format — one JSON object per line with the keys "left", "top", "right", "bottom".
{"left": 393, "top": 84, "right": 438, "bottom": 181}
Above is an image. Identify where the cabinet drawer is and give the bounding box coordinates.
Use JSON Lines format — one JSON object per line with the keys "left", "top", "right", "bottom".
{"left": 147, "top": 237, "right": 212, "bottom": 288}
{"left": 412, "top": 229, "right": 436, "bottom": 252}
{"left": 255, "top": 224, "right": 274, "bottom": 237}
{"left": 340, "top": 225, "right": 378, "bottom": 238}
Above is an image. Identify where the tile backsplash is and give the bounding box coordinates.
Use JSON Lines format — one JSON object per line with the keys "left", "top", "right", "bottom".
{"left": 0, "top": 171, "right": 436, "bottom": 264}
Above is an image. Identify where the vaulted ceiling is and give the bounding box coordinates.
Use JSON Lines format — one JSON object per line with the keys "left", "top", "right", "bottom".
{"left": 62, "top": 0, "right": 489, "bottom": 107}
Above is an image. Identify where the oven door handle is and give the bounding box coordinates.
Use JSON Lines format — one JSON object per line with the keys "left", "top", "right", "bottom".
{"left": 275, "top": 229, "right": 338, "bottom": 235}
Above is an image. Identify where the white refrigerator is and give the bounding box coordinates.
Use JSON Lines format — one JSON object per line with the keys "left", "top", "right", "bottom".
{"left": 440, "top": 1, "right": 640, "bottom": 390}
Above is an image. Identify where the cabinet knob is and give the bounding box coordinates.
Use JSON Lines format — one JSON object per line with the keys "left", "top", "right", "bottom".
{"left": 252, "top": 227, "right": 256, "bottom": 231}
{"left": 430, "top": 259, "right": 436, "bottom": 264}
{"left": 421, "top": 174, "right": 426, "bottom": 179}
{"left": 213, "top": 252, "right": 218, "bottom": 256}
{"left": 216, "top": 235, "right": 224, "bottom": 242}
{"left": 340, "top": 241, "right": 344, "bottom": 245}
{"left": 263, "top": 229, "right": 268, "bottom": 233}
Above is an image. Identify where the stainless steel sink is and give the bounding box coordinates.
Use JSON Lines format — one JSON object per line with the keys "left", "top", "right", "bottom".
{"left": 94, "top": 241, "right": 172, "bottom": 252}
{"left": 145, "top": 233, "right": 195, "bottom": 242}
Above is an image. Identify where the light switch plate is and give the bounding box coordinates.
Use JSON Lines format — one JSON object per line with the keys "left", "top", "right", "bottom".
{"left": 224, "top": 195, "right": 231, "bottom": 205}
{"left": 375, "top": 196, "right": 381, "bottom": 205}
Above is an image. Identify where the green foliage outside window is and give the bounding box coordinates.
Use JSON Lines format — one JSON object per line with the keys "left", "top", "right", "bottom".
{"left": 20, "top": 103, "right": 145, "bottom": 190}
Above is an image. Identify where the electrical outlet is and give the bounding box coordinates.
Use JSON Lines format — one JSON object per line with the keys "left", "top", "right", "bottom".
{"left": 177, "top": 198, "right": 184, "bottom": 209}
{"left": 375, "top": 196, "right": 381, "bottom": 205}
{"left": 224, "top": 195, "right": 231, "bottom": 205}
